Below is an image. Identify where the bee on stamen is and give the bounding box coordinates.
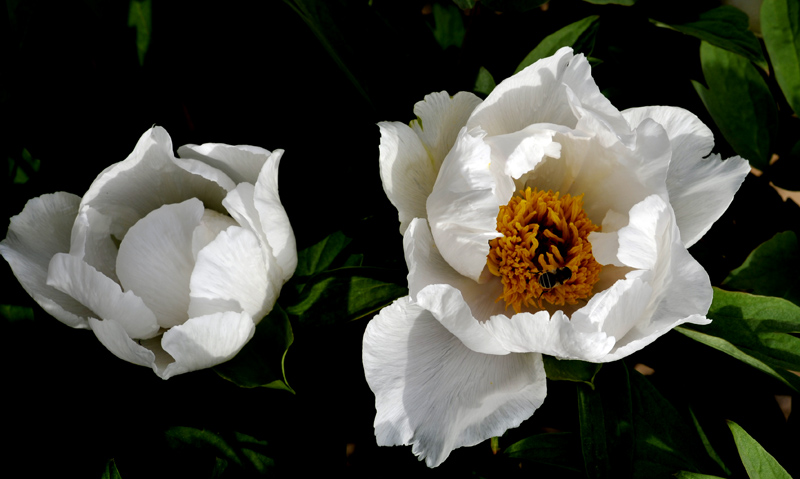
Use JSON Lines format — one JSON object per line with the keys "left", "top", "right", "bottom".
{"left": 537, "top": 266, "right": 573, "bottom": 302}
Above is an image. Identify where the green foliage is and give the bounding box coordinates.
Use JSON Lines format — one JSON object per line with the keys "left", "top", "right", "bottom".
{"left": 515, "top": 16, "right": 600, "bottom": 74}
{"left": 127, "top": 0, "right": 152, "bottom": 66}
{"left": 543, "top": 355, "right": 602, "bottom": 389}
{"left": 0, "top": 304, "right": 34, "bottom": 322}
{"left": 728, "top": 421, "right": 792, "bottom": 478}
{"left": 693, "top": 41, "right": 778, "bottom": 170}
{"left": 689, "top": 409, "right": 732, "bottom": 476}
{"left": 164, "top": 427, "right": 274, "bottom": 476}
{"left": 213, "top": 305, "right": 295, "bottom": 392}
{"left": 451, "top": 0, "right": 477, "bottom": 9}
{"left": 431, "top": 3, "right": 465, "bottom": 50}
{"left": 675, "top": 473, "right": 726, "bottom": 479}
{"left": 677, "top": 288, "right": 800, "bottom": 392}
{"left": 100, "top": 459, "right": 122, "bottom": 479}
{"left": 473, "top": 66, "right": 497, "bottom": 95}
{"left": 482, "top": 0, "right": 550, "bottom": 12}
{"left": 7, "top": 148, "right": 40, "bottom": 184}
{"left": 723, "top": 231, "right": 800, "bottom": 304}
{"left": 505, "top": 432, "right": 584, "bottom": 472}
{"left": 583, "top": 0, "right": 637, "bottom": 5}
{"left": 761, "top": 0, "right": 800, "bottom": 115}
{"left": 654, "top": 6, "right": 767, "bottom": 70}
{"left": 294, "top": 231, "right": 351, "bottom": 278}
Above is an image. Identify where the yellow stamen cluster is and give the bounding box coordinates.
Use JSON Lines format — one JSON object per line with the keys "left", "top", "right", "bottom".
{"left": 487, "top": 188, "right": 601, "bottom": 312}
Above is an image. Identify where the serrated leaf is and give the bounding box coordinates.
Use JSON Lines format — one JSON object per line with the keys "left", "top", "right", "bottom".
{"left": 431, "top": 3, "right": 465, "bottom": 50}
{"left": 474, "top": 66, "right": 496, "bottom": 95}
{"left": 127, "top": 0, "right": 151, "bottom": 66}
{"left": 101, "top": 459, "right": 122, "bottom": 479}
{"left": 515, "top": 16, "right": 600, "bottom": 74}
{"left": 723, "top": 231, "right": 800, "bottom": 305}
{"left": 654, "top": 6, "right": 767, "bottom": 70}
{"left": 165, "top": 427, "right": 275, "bottom": 475}
{"left": 505, "top": 432, "right": 584, "bottom": 472}
{"left": 728, "top": 421, "right": 792, "bottom": 478}
{"left": 294, "top": 231, "right": 351, "bottom": 278}
{"left": 543, "top": 355, "right": 602, "bottom": 389}
{"left": 693, "top": 41, "right": 777, "bottom": 170}
{"left": 213, "top": 305, "right": 294, "bottom": 392}
{"left": 761, "top": 0, "right": 800, "bottom": 114}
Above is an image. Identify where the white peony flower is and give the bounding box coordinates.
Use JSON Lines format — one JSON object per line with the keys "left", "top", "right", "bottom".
{"left": 1, "top": 127, "right": 296, "bottom": 379}
{"left": 363, "top": 47, "right": 750, "bottom": 466}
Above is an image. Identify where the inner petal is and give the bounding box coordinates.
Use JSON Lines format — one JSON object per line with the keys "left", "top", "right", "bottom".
{"left": 486, "top": 187, "right": 601, "bottom": 312}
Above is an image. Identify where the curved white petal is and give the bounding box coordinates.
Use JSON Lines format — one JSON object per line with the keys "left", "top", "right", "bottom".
{"left": 177, "top": 142, "right": 271, "bottom": 185}
{"left": 48, "top": 253, "right": 159, "bottom": 339}
{"left": 410, "top": 91, "right": 483, "bottom": 171}
{"left": 188, "top": 225, "right": 279, "bottom": 322}
{"left": 171, "top": 156, "right": 237, "bottom": 192}
{"left": 116, "top": 199, "right": 204, "bottom": 329}
{"left": 69, "top": 206, "right": 120, "bottom": 283}
{"left": 426, "top": 129, "right": 501, "bottom": 281}
{"left": 191, "top": 209, "right": 239, "bottom": 260}
{"left": 0, "top": 193, "right": 93, "bottom": 328}
{"left": 484, "top": 124, "right": 562, "bottom": 179}
{"left": 89, "top": 317, "right": 158, "bottom": 371}
{"left": 159, "top": 311, "right": 256, "bottom": 379}
{"left": 363, "top": 297, "right": 546, "bottom": 467}
{"left": 253, "top": 149, "right": 297, "bottom": 281}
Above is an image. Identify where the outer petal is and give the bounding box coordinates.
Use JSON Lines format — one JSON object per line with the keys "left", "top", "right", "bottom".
{"left": 253, "top": 149, "right": 297, "bottom": 281}
{"left": 89, "top": 317, "right": 158, "bottom": 371}
{"left": 0, "top": 193, "right": 93, "bottom": 328}
{"left": 159, "top": 311, "right": 256, "bottom": 379}
{"left": 622, "top": 106, "right": 750, "bottom": 247}
{"left": 177, "top": 142, "right": 271, "bottom": 185}
{"left": 363, "top": 297, "right": 546, "bottom": 467}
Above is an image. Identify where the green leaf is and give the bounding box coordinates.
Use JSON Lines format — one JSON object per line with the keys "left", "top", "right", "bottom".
{"left": 653, "top": 6, "right": 767, "bottom": 70}
{"left": 431, "top": 3, "right": 465, "bottom": 50}
{"left": 127, "top": 0, "right": 152, "bottom": 66}
{"left": 723, "top": 231, "right": 800, "bottom": 305}
{"left": 761, "top": 0, "right": 800, "bottom": 114}
{"left": 543, "top": 355, "right": 602, "bottom": 389}
{"left": 676, "top": 288, "right": 800, "bottom": 392}
{"left": 8, "top": 148, "right": 41, "bottom": 184}
{"left": 100, "top": 459, "right": 122, "bottom": 479}
{"left": 473, "top": 66, "right": 496, "bottom": 95}
{"left": 164, "top": 427, "right": 275, "bottom": 475}
{"left": 452, "top": 0, "right": 477, "bottom": 9}
{"left": 675, "top": 473, "right": 726, "bottom": 479}
{"left": 213, "top": 305, "right": 294, "bottom": 392}
{"left": 692, "top": 41, "right": 777, "bottom": 170}
{"left": 294, "top": 231, "right": 351, "bottom": 278}
{"left": 515, "top": 16, "right": 600, "bottom": 74}
{"left": 689, "top": 408, "right": 732, "bottom": 476}
{"left": 285, "top": 266, "right": 407, "bottom": 326}
{"left": 728, "top": 421, "right": 792, "bottom": 478}
{"left": 505, "top": 432, "right": 584, "bottom": 472}
{"left": 0, "top": 304, "right": 34, "bottom": 322}
{"left": 578, "top": 384, "right": 610, "bottom": 478}
{"left": 583, "top": 0, "right": 637, "bottom": 5}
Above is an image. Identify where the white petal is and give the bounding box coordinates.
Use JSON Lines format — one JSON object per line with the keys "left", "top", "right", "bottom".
{"left": 159, "top": 311, "right": 256, "bottom": 379}
{"left": 467, "top": 48, "right": 629, "bottom": 141}
{"left": 188, "top": 226, "right": 279, "bottom": 322}
{"left": 426, "top": 129, "right": 502, "bottom": 281}
{"left": 116, "top": 199, "right": 204, "bottom": 329}
{"left": 616, "top": 196, "right": 669, "bottom": 270}
{"left": 0, "top": 193, "right": 93, "bottom": 328}
{"left": 253, "top": 149, "right": 297, "bottom": 281}
{"left": 363, "top": 297, "right": 546, "bottom": 467}
{"left": 484, "top": 124, "right": 562, "bottom": 179}
{"left": 190, "top": 209, "right": 239, "bottom": 260}
{"left": 79, "top": 127, "right": 228, "bottom": 240}
{"left": 171, "top": 156, "right": 237, "bottom": 192}
{"left": 378, "top": 121, "right": 437, "bottom": 235}
{"left": 69, "top": 206, "right": 120, "bottom": 283}
{"left": 177, "top": 142, "right": 271, "bottom": 185}
{"left": 410, "top": 91, "right": 483, "bottom": 171}
{"left": 89, "top": 317, "right": 158, "bottom": 371}
{"left": 47, "top": 253, "right": 159, "bottom": 339}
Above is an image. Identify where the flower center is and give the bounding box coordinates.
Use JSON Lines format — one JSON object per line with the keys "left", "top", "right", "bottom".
{"left": 486, "top": 188, "right": 602, "bottom": 312}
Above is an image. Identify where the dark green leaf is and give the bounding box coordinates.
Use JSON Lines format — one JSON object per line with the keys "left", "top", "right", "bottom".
{"left": 583, "top": 0, "right": 637, "bottom": 5}
{"left": 515, "top": 16, "right": 600, "bottom": 74}
{"left": 543, "top": 355, "right": 602, "bottom": 389}
{"left": 452, "top": 0, "right": 477, "bottom": 9}
{"left": 689, "top": 408, "right": 732, "bottom": 476}
{"left": 0, "top": 304, "right": 34, "bottom": 322}
{"left": 294, "top": 230, "right": 351, "bottom": 278}
{"left": 692, "top": 41, "right": 777, "bottom": 169}
{"left": 8, "top": 148, "right": 40, "bottom": 184}
{"left": 505, "top": 432, "right": 584, "bottom": 472}
{"left": 677, "top": 288, "right": 800, "bottom": 392}
{"left": 723, "top": 231, "right": 800, "bottom": 305}
{"left": 728, "top": 420, "right": 792, "bottom": 478}
{"left": 213, "top": 305, "right": 294, "bottom": 392}
{"left": 431, "top": 3, "right": 465, "bottom": 50}
{"left": 578, "top": 384, "right": 610, "bottom": 478}
{"left": 100, "top": 459, "right": 122, "bottom": 479}
{"left": 165, "top": 427, "right": 275, "bottom": 475}
{"left": 127, "top": 0, "right": 152, "bottom": 66}
{"left": 675, "top": 472, "right": 726, "bottom": 479}
{"left": 761, "top": 0, "right": 800, "bottom": 114}
{"left": 654, "top": 6, "right": 767, "bottom": 70}
{"left": 474, "top": 66, "right": 496, "bottom": 95}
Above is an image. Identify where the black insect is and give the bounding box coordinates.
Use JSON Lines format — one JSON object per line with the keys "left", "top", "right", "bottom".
{"left": 537, "top": 266, "right": 572, "bottom": 291}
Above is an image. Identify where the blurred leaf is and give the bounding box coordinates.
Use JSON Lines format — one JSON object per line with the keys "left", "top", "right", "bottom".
{"left": 583, "top": 0, "right": 637, "bottom": 4}
{"left": 452, "top": 0, "right": 477, "bottom": 9}
{"left": 294, "top": 231, "right": 351, "bottom": 278}
{"left": 0, "top": 304, "right": 34, "bottom": 322}
{"left": 100, "top": 459, "right": 122, "bottom": 479}
{"left": 543, "top": 355, "right": 602, "bottom": 389}
{"left": 285, "top": 266, "right": 407, "bottom": 326}
{"left": 761, "top": 0, "right": 800, "bottom": 114}
{"left": 165, "top": 427, "right": 274, "bottom": 475}
{"left": 723, "top": 231, "right": 800, "bottom": 305}
{"left": 515, "top": 16, "right": 600, "bottom": 74}
{"left": 214, "top": 305, "right": 294, "bottom": 392}
{"left": 677, "top": 288, "right": 800, "bottom": 392}
{"left": 675, "top": 473, "right": 726, "bottom": 479}
{"left": 653, "top": 6, "right": 767, "bottom": 70}
{"left": 505, "top": 432, "right": 584, "bottom": 472}
{"left": 127, "top": 0, "right": 152, "bottom": 66}
{"left": 431, "top": 3, "right": 465, "bottom": 50}
{"left": 693, "top": 41, "right": 777, "bottom": 170}
{"left": 727, "top": 420, "right": 792, "bottom": 478}
{"left": 7, "top": 148, "right": 40, "bottom": 184}
{"left": 474, "top": 66, "right": 496, "bottom": 95}
{"left": 689, "top": 408, "right": 732, "bottom": 476}
{"left": 482, "top": 0, "right": 550, "bottom": 12}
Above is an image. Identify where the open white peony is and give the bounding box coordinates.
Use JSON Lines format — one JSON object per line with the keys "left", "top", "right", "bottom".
{"left": 1, "top": 127, "right": 296, "bottom": 379}
{"left": 363, "top": 47, "right": 750, "bottom": 466}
